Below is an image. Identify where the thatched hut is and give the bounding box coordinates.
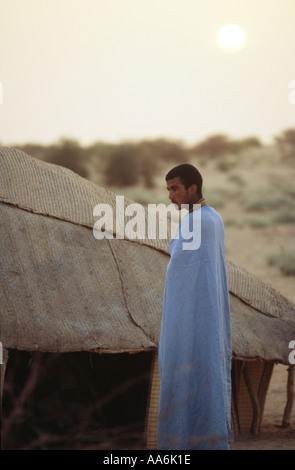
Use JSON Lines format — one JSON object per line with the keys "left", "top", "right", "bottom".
{"left": 1, "top": 147, "right": 294, "bottom": 449}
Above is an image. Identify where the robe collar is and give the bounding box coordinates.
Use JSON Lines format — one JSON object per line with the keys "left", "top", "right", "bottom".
{"left": 189, "top": 197, "right": 207, "bottom": 213}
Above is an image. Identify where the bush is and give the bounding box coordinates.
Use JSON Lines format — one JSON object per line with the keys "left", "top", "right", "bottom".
{"left": 44, "top": 138, "right": 88, "bottom": 178}
{"left": 229, "top": 136, "right": 262, "bottom": 154}
{"left": 16, "top": 143, "right": 47, "bottom": 159}
{"left": 103, "top": 141, "right": 162, "bottom": 188}
{"left": 267, "top": 246, "right": 295, "bottom": 275}
{"left": 190, "top": 134, "right": 230, "bottom": 159}
{"left": 272, "top": 210, "right": 295, "bottom": 224}
{"left": 215, "top": 155, "right": 238, "bottom": 172}
{"left": 242, "top": 192, "right": 294, "bottom": 211}
{"left": 275, "top": 128, "right": 295, "bottom": 160}
{"left": 104, "top": 144, "right": 141, "bottom": 187}
{"left": 245, "top": 215, "right": 273, "bottom": 228}
{"left": 205, "top": 189, "right": 227, "bottom": 209}
{"left": 223, "top": 218, "right": 244, "bottom": 227}
{"left": 138, "top": 138, "right": 187, "bottom": 163}
{"left": 227, "top": 172, "right": 246, "bottom": 186}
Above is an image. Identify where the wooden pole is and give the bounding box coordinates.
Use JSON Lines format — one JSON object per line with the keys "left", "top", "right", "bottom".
{"left": 282, "top": 365, "right": 295, "bottom": 427}
{"left": 242, "top": 362, "right": 261, "bottom": 435}
{"left": 145, "top": 350, "right": 160, "bottom": 449}
{"left": 0, "top": 348, "right": 9, "bottom": 422}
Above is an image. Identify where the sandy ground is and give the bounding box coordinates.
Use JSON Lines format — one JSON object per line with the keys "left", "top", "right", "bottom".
{"left": 230, "top": 364, "right": 295, "bottom": 450}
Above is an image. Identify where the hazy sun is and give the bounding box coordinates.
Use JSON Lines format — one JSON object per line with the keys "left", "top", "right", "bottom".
{"left": 217, "top": 24, "right": 246, "bottom": 52}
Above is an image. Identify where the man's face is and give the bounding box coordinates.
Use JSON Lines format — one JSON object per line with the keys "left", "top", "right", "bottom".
{"left": 166, "top": 177, "right": 197, "bottom": 210}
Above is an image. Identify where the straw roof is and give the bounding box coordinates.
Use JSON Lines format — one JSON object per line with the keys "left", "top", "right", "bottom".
{"left": 1, "top": 147, "right": 294, "bottom": 364}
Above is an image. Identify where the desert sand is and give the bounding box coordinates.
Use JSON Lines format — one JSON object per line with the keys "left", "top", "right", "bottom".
{"left": 230, "top": 364, "right": 294, "bottom": 450}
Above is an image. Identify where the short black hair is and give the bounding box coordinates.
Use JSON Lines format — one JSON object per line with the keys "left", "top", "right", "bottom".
{"left": 165, "top": 164, "right": 203, "bottom": 197}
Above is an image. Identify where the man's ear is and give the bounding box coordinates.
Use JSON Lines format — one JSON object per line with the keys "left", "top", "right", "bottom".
{"left": 188, "top": 183, "right": 198, "bottom": 195}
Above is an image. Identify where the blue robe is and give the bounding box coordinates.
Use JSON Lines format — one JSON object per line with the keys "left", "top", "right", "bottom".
{"left": 158, "top": 204, "right": 233, "bottom": 450}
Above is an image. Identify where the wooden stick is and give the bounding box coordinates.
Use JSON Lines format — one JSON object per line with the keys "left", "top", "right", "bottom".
{"left": 282, "top": 365, "right": 295, "bottom": 427}
{"left": 0, "top": 348, "right": 9, "bottom": 421}
{"left": 242, "top": 362, "right": 261, "bottom": 435}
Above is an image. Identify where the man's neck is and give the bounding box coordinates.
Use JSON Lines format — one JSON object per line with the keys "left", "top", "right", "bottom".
{"left": 189, "top": 197, "right": 206, "bottom": 212}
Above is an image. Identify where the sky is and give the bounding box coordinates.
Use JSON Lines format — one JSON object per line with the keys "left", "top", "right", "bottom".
{"left": 0, "top": 0, "right": 294, "bottom": 146}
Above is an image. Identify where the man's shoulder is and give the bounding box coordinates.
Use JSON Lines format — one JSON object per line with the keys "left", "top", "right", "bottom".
{"left": 201, "top": 204, "right": 224, "bottom": 229}
{"left": 202, "top": 204, "right": 222, "bottom": 219}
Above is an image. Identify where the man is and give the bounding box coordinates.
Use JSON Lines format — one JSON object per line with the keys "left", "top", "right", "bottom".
{"left": 157, "top": 163, "right": 233, "bottom": 450}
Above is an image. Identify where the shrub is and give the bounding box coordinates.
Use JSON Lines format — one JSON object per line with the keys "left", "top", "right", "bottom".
{"left": 272, "top": 210, "right": 295, "bottom": 224}
{"left": 103, "top": 142, "right": 160, "bottom": 188}
{"left": 245, "top": 215, "right": 273, "bottom": 228}
{"left": 275, "top": 128, "right": 295, "bottom": 160}
{"left": 104, "top": 144, "right": 140, "bottom": 187}
{"left": 16, "top": 143, "right": 47, "bottom": 159}
{"left": 229, "top": 136, "right": 262, "bottom": 154}
{"left": 44, "top": 138, "right": 88, "bottom": 178}
{"left": 227, "top": 173, "right": 246, "bottom": 186}
{"left": 190, "top": 134, "right": 230, "bottom": 159}
{"left": 224, "top": 218, "right": 244, "bottom": 227}
{"left": 215, "top": 155, "right": 238, "bottom": 172}
{"left": 205, "top": 189, "right": 227, "bottom": 209}
{"left": 267, "top": 246, "right": 295, "bottom": 275}
{"left": 243, "top": 192, "right": 294, "bottom": 211}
